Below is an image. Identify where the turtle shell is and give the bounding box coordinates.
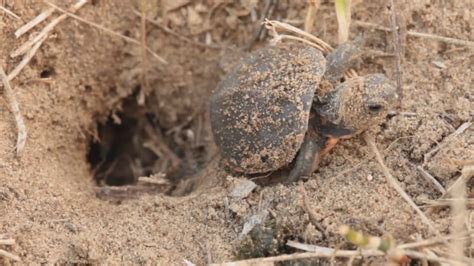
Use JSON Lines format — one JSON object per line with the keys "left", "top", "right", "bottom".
{"left": 210, "top": 44, "right": 326, "bottom": 174}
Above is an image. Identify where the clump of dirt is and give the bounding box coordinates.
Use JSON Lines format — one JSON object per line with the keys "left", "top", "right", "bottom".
{"left": 1, "top": 0, "right": 472, "bottom": 264}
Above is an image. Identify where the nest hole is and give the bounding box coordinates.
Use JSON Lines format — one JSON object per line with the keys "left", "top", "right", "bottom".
{"left": 87, "top": 92, "right": 211, "bottom": 196}
{"left": 87, "top": 95, "right": 157, "bottom": 186}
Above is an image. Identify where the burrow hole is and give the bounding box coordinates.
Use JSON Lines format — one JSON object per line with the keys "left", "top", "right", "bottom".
{"left": 87, "top": 91, "right": 210, "bottom": 192}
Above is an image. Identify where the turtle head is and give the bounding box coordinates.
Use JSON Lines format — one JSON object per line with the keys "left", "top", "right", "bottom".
{"left": 315, "top": 74, "right": 398, "bottom": 134}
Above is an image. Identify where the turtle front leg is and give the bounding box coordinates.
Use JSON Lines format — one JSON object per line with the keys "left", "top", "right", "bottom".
{"left": 324, "top": 37, "right": 363, "bottom": 86}
{"left": 287, "top": 128, "right": 326, "bottom": 183}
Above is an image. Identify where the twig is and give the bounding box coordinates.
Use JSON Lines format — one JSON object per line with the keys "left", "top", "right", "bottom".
{"left": 286, "top": 239, "right": 469, "bottom": 265}
{"left": 402, "top": 250, "right": 465, "bottom": 265}
{"left": 138, "top": 1, "right": 150, "bottom": 105}
{"left": 211, "top": 247, "right": 461, "bottom": 265}
{"left": 388, "top": 0, "right": 403, "bottom": 107}
{"left": 137, "top": 174, "right": 169, "bottom": 186}
{"left": 0, "top": 249, "right": 21, "bottom": 262}
{"left": 353, "top": 20, "right": 474, "bottom": 48}
{"left": 143, "top": 122, "right": 181, "bottom": 171}
{"left": 299, "top": 185, "right": 326, "bottom": 238}
{"left": 432, "top": 242, "right": 474, "bottom": 263}
{"left": 211, "top": 250, "right": 385, "bottom": 265}
{"left": 14, "top": 7, "right": 55, "bottom": 38}
{"left": 44, "top": 1, "right": 167, "bottom": 64}
{"left": 0, "top": 239, "right": 15, "bottom": 245}
{"left": 416, "top": 166, "right": 445, "bottom": 194}
{"left": 423, "top": 122, "right": 472, "bottom": 164}
{"left": 0, "top": 6, "right": 21, "bottom": 19}
{"left": 302, "top": 244, "right": 348, "bottom": 265}
{"left": 286, "top": 240, "right": 334, "bottom": 253}
{"left": 7, "top": 35, "right": 48, "bottom": 81}
{"left": 0, "top": 65, "right": 27, "bottom": 154}
{"left": 334, "top": 135, "right": 414, "bottom": 179}
{"left": 399, "top": 232, "right": 474, "bottom": 249}
{"left": 400, "top": 112, "right": 417, "bottom": 116}
{"left": 354, "top": 20, "right": 391, "bottom": 31}
{"left": 420, "top": 198, "right": 474, "bottom": 208}
{"left": 183, "top": 259, "right": 196, "bottom": 266}
{"left": 363, "top": 133, "right": 446, "bottom": 243}
{"left": 95, "top": 183, "right": 166, "bottom": 200}
{"left": 304, "top": 0, "right": 319, "bottom": 33}
{"left": 11, "top": 0, "right": 88, "bottom": 58}
{"left": 408, "top": 31, "right": 474, "bottom": 48}
{"left": 245, "top": 0, "right": 278, "bottom": 50}
{"left": 0, "top": 236, "right": 19, "bottom": 261}
{"left": 271, "top": 34, "right": 326, "bottom": 52}
{"left": 265, "top": 19, "right": 332, "bottom": 53}
{"left": 441, "top": 165, "right": 474, "bottom": 199}
{"left": 450, "top": 165, "right": 474, "bottom": 260}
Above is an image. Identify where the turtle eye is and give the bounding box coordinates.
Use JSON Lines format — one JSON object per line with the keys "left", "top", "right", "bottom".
{"left": 367, "top": 103, "right": 383, "bottom": 113}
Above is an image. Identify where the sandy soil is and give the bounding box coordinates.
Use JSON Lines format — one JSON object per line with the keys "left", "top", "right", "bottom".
{"left": 0, "top": 0, "right": 472, "bottom": 265}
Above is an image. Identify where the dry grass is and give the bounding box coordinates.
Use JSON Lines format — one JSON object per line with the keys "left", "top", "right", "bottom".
{"left": 449, "top": 166, "right": 473, "bottom": 263}
{"left": 363, "top": 133, "right": 446, "bottom": 243}
{"left": 365, "top": 133, "right": 474, "bottom": 264}
{"left": 353, "top": 20, "right": 474, "bottom": 48}
{"left": 423, "top": 122, "right": 472, "bottom": 164}
{"left": 388, "top": 0, "right": 404, "bottom": 107}
{"left": 211, "top": 243, "right": 467, "bottom": 265}
{"left": 7, "top": 35, "right": 47, "bottom": 81}
{"left": 11, "top": 0, "right": 88, "bottom": 58}
{"left": 137, "top": 0, "right": 151, "bottom": 105}
{"left": 442, "top": 165, "right": 474, "bottom": 199}
{"left": 0, "top": 65, "right": 27, "bottom": 154}
{"left": 0, "top": 6, "right": 20, "bottom": 19}
{"left": 14, "top": 7, "right": 55, "bottom": 38}
{"left": 0, "top": 236, "right": 20, "bottom": 262}
{"left": 304, "top": 0, "right": 319, "bottom": 33}
{"left": 417, "top": 166, "right": 446, "bottom": 194}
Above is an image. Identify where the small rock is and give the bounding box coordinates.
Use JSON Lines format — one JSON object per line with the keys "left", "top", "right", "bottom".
{"left": 432, "top": 59, "right": 446, "bottom": 69}
{"left": 367, "top": 174, "right": 373, "bottom": 181}
{"left": 240, "top": 209, "right": 269, "bottom": 239}
{"left": 65, "top": 222, "right": 78, "bottom": 234}
{"left": 229, "top": 179, "right": 257, "bottom": 200}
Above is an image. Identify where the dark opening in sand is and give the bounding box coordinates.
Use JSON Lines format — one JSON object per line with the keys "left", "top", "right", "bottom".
{"left": 87, "top": 92, "right": 159, "bottom": 187}
{"left": 87, "top": 90, "right": 212, "bottom": 194}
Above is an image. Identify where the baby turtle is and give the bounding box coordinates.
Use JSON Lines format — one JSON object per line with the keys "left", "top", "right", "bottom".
{"left": 210, "top": 42, "right": 398, "bottom": 182}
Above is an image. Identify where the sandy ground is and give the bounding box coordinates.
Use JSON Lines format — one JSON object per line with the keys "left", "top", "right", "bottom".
{"left": 0, "top": 0, "right": 473, "bottom": 265}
